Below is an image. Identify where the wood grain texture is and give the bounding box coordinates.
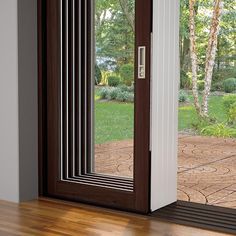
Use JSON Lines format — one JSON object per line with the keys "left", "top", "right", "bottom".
{"left": 0, "top": 199, "right": 232, "bottom": 236}
{"left": 41, "top": 0, "right": 151, "bottom": 213}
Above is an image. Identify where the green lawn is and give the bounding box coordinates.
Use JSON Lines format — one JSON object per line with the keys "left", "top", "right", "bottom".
{"left": 179, "top": 95, "right": 227, "bottom": 131}
{"left": 95, "top": 95, "right": 227, "bottom": 144}
{"left": 95, "top": 102, "right": 134, "bottom": 144}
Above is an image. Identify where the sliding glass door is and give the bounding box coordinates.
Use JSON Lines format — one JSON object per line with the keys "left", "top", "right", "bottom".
{"left": 89, "top": 0, "right": 135, "bottom": 179}
{"left": 44, "top": 0, "right": 151, "bottom": 213}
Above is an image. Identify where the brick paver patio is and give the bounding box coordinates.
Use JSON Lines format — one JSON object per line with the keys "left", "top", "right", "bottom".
{"left": 95, "top": 135, "right": 236, "bottom": 209}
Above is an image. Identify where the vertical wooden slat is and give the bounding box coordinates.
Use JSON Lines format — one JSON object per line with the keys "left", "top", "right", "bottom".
{"left": 134, "top": 0, "right": 152, "bottom": 213}
{"left": 46, "top": 0, "right": 61, "bottom": 194}
{"left": 74, "top": 0, "right": 81, "bottom": 175}
{"left": 68, "top": 0, "right": 74, "bottom": 178}
{"left": 80, "top": 0, "right": 87, "bottom": 175}
{"left": 38, "top": 0, "right": 48, "bottom": 195}
{"left": 85, "top": 0, "right": 95, "bottom": 174}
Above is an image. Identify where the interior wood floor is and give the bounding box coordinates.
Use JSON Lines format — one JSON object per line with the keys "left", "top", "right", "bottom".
{"left": 0, "top": 199, "right": 233, "bottom": 236}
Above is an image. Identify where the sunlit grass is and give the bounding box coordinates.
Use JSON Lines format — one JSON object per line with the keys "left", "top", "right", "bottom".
{"left": 95, "top": 101, "right": 134, "bottom": 144}
{"left": 179, "top": 106, "right": 194, "bottom": 111}
{"left": 94, "top": 95, "right": 227, "bottom": 144}
{"left": 179, "top": 95, "right": 227, "bottom": 131}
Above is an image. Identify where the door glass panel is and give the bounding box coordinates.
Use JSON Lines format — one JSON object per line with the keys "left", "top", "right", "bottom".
{"left": 92, "top": 0, "right": 135, "bottom": 179}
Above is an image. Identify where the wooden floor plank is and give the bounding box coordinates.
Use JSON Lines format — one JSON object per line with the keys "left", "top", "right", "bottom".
{"left": 0, "top": 199, "right": 233, "bottom": 235}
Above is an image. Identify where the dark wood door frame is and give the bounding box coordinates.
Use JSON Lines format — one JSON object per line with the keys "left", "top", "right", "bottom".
{"left": 38, "top": 0, "right": 47, "bottom": 196}
{"left": 38, "top": 2, "right": 236, "bottom": 234}
{"left": 38, "top": 0, "right": 152, "bottom": 213}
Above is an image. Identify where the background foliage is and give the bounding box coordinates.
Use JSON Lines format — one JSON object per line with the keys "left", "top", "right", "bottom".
{"left": 180, "top": 0, "right": 236, "bottom": 90}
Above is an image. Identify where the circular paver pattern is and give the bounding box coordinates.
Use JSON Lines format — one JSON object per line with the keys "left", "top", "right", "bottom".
{"left": 178, "top": 135, "right": 236, "bottom": 209}
{"left": 95, "top": 135, "right": 236, "bottom": 209}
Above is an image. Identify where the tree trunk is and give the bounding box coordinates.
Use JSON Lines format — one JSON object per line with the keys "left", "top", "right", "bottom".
{"left": 180, "top": 36, "right": 184, "bottom": 69}
{"left": 182, "top": 38, "right": 191, "bottom": 72}
{"left": 119, "top": 0, "right": 135, "bottom": 32}
{"left": 217, "top": 36, "right": 221, "bottom": 71}
{"left": 202, "top": 0, "right": 223, "bottom": 116}
{"left": 189, "top": 0, "right": 202, "bottom": 116}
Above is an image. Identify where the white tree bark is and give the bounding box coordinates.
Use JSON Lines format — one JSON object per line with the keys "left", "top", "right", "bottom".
{"left": 189, "top": 0, "right": 223, "bottom": 117}
{"left": 189, "top": 0, "right": 202, "bottom": 115}
{"left": 202, "top": 0, "right": 223, "bottom": 116}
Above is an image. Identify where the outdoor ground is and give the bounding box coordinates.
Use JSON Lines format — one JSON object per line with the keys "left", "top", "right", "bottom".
{"left": 94, "top": 135, "right": 236, "bottom": 209}
{"left": 94, "top": 93, "right": 236, "bottom": 208}
{"left": 95, "top": 95, "right": 227, "bottom": 144}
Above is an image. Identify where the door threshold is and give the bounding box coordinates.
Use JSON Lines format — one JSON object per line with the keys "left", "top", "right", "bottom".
{"left": 38, "top": 196, "right": 149, "bottom": 215}
{"left": 151, "top": 201, "right": 236, "bottom": 235}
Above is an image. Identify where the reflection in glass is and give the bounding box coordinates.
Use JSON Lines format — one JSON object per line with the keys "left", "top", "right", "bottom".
{"left": 92, "top": 0, "right": 135, "bottom": 178}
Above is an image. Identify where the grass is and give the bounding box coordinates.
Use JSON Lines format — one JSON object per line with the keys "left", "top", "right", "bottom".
{"left": 95, "top": 95, "right": 227, "bottom": 144}
{"left": 95, "top": 101, "right": 134, "bottom": 144}
{"left": 179, "top": 95, "right": 227, "bottom": 131}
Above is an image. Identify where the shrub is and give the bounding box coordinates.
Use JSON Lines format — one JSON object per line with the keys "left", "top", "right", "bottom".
{"left": 212, "top": 68, "right": 236, "bottom": 81}
{"left": 211, "top": 81, "right": 224, "bottom": 92}
{"left": 107, "top": 87, "right": 121, "bottom": 100}
{"left": 101, "top": 71, "right": 111, "bottom": 85}
{"left": 98, "top": 87, "right": 111, "bottom": 99}
{"left": 115, "top": 85, "right": 134, "bottom": 102}
{"left": 116, "top": 91, "right": 134, "bottom": 102}
{"left": 118, "top": 84, "right": 134, "bottom": 93}
{"left": 95, "top": 65, "right": 102, "bottom": 85}
{"left": 125, "top": 93, "right": 134, "bottom": 103}
{"left": 120, "top": 64, "right": 134, "bottom": 86}
{"left": 108, "top": 75, "right": 121, "bottom": 87}
{"left": 223, "top": 94, "right": 236, "bottom": 112}
{"left": 228, "top": 102, "right": 236, "bottom": 125}
{"left": 97, "top": 85, "right": 135, "bottom": 103}
{"left": 223, "top": 78, "right": 236, "bottom": 93}
{"left": 179, "top": 90, "right": 188, "bottom": 103}
{"left": 118, "top": 84, "right": 129, "bottom": 92}
{"left": 197, "top": 80, "right": 205, "bottom": 91}
{"left": 201, "top": 123, "right": 236, "bottom": 138}
{"left": 127, "top": 84, "right": 134, "bottom": 93}
{"left": 180, "top": 70, "right": 192, "bottom": 89}
{"left": 98, "top": 87, "right": 134, "bottom": 102}
{"left": 192, "top": 119, "right": 211, "bottom": 131}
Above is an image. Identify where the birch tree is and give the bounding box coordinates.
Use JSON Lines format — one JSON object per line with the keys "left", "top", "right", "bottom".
{"left": 202, "top": 0, "right": 224, "bottom": 115}
{"left": 189, "top": 0, "right": 202, "bottom": 115}
{"left": 189, "top": 0, "right": 223, "bottom": 117}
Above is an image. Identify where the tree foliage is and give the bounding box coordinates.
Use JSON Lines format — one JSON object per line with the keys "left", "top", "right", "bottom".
{"left": 180, "top": 0, "right": 236, "bottom": 79}
{"left": 187, "top": 0, "right": 236, "bottom": 117}
{"left": 94, "top": 0, "right": 235, "bottom": 95}
{"left": 95, "top": 0, "right": 135, "bottom": 72}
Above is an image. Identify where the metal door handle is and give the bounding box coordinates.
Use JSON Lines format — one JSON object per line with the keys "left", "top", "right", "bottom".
{"left": 138, "top": 46, "right": 146, "bottom": 79}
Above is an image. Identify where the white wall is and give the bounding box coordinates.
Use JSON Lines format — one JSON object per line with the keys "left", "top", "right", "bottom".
{"left": 0, "top": 0, "right": 38, "bottom": 202}
{"left": 151, "top": 0, "right": 180, "bottom": 211}
{"left": 0, "top": 0, "right": 19, "bottom": 202}
{"left": 18, "top": 0, "right": 38, "bottom": 202}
